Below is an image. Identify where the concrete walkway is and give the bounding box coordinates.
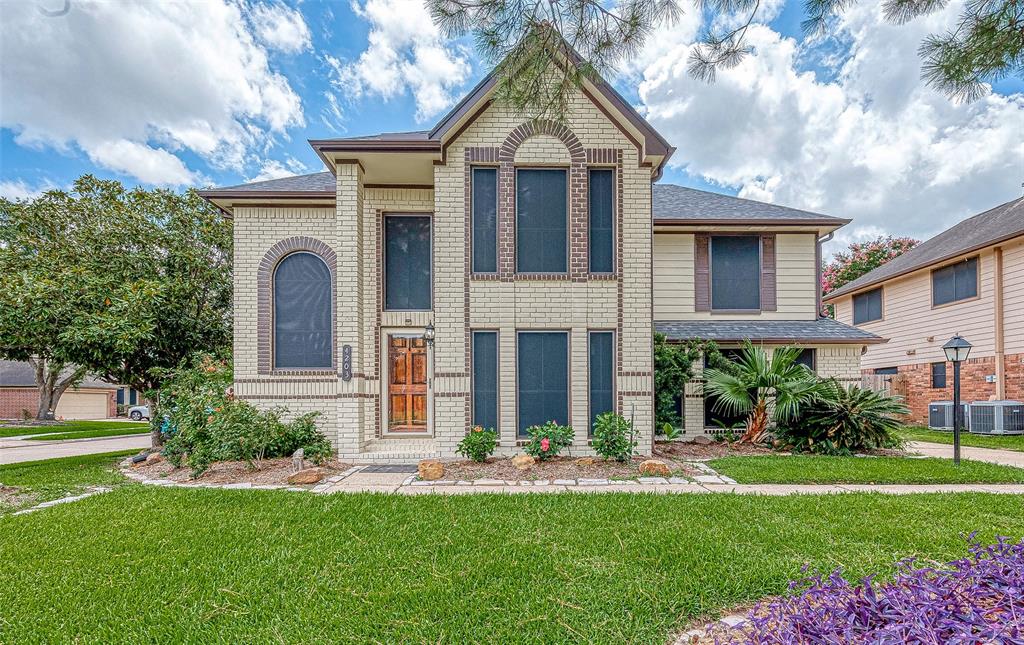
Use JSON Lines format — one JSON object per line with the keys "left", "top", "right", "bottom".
{"left": 908, "top": 441, "right": 1024, "bottom": 468}
{"left": 0, "top": 434, "right": 151, "bottom": 465}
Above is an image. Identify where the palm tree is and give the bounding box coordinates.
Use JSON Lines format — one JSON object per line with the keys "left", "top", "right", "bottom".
{"left": 703, "top": 342, "right": 823, "bottom": 444}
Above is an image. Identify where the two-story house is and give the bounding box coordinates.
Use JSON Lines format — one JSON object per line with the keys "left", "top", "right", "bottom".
{"left": 824, "top": 197, "right": 1024, "bottom": 424}
{"left": 200, "top": 55, "right": 878, "bottom": 460}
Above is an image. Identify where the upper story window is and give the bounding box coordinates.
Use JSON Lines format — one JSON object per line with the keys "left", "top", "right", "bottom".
{"left": 516, "top": 168, "right": 567, "bottom": 273}
{"left": 853, "top": 287, "right": 883, "bottom": 324}
{"left": 711, "top": 235, "right": 761, "bottom": 310}
{"left": 471, "top": 168, "right": 498, "bottom": 273}
{"left": 932, "top": 256, "right": 977, "bottom": 306}
{"left": 384, "top": 214, "right": 432, "bottom": 311}
{"left": 273, "top": 252, "right": 332, "bottom": 369}
{"left": 588, "top": 169, "right": 614, "bottom": 273}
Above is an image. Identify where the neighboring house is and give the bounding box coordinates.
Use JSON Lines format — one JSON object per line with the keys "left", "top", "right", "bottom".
{"left": 824, "top": 197, "right": 1024, "bottom": 423}
{"left": 199, "top": 54, "right": 876, "bottom": 460}
{"left": 0, "top": 360, "right": 117, "bottom": 420}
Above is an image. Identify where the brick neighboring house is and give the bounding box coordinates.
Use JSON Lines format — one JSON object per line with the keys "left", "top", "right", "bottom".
{"left": 199, "top": 53, "right": 876, "bottom": 460}
{"left": 0, "top": 360, "right": 117, "bottom": 420}
{"left": 824, "top": 197, "right": 1024, "bottom": 424}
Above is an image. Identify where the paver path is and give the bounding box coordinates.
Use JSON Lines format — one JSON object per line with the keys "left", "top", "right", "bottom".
{"left": 908, "top": 441, "right": 1024, "bottom": 468}
{"left": 0, "top": 434, "right": 151, "bottom": 465}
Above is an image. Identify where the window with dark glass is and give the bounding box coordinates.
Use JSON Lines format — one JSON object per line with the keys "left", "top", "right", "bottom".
{"left": 794, "top": 348, "right": 816, "bottom": 373}
{"left": 516, "top": 169, "right": 567, "bottom": 273}
{"left": 274, "top": 252, "right": 332, "bottom": 369}
{"left": 932, "top": 257, "right": 978, "bottom": 306}
{"left": 711, "top": 236, "right": 760, "bottom": 310}
{"left": 875, "top": 366, "right": 898, "bottom": 375}
{"left": 117, "top": 389, "right": 124, "bottom": 405}
{"left": 472, "top": 331, "right": 498, "bottom": 431}
{"left": 704, "top": 349, "right": 749, "bottom": 428}
{"left": 588, "top": 331, "right": 614, "bottom": 434}
{"left": 588, "top": 169, "right": 614, "bottom": 273}
{"left": 853, "top": 287, "right": 883, "bottom": 324}
{"left": 129, "top": 389, "right": 138, "bottom": 405}
{"left": 384, "top": 215, "right": 431, "bottom": 311}
{"left": 517, "top": 332, "right": 568, "bottom": 438}
{"left": 472, "top": 168, "right": 497, "bottom": 273}
{"left": 931, "top": 362, "right": 947, "bottom": 388}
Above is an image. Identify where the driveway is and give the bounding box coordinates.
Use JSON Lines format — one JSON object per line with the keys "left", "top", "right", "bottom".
{"left": 0, "top": 434, "right": 150, "bottom": 465}
{"left": 908, "top": 441, "right": 1024, "bottom": 468}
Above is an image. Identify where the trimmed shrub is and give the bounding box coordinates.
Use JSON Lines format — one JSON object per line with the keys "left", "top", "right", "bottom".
{"left": 592, "top": 412, "right": 636, "bottom": 462}
{"left": 457, "top": 426, "right": 498, "bottom": 462}
{"left": 523, "top": 421, "right": 573, "bottom": 461}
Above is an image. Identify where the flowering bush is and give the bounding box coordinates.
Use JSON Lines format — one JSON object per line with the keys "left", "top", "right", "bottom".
{"left": 523, "top": 421, "right": 573, "bottom": 461}
{"left": 456, "top": 426, "right": 498, "bottom": 462}
{"left": 592, "top": 412, "right": 636, "bottom": 462}
{"left": 821, "top": 236, "right": 918, "bottom": 316}
{"left": 716, "top": 534, "right": 1024, "bottom": 643}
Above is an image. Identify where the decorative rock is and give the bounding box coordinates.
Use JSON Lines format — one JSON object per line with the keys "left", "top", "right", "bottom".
{"left": 511, "top": 454, "right": 535, "bottom": 471}
{"left": 292, "top": 448, "right": 305, "bottom": 473}
{"left": 574, "top": 457, "right": 596, "bottom": 466}
{"left": 145, "top": 452, "right": 164, "bottom": 464}
{"left": 693, "top": 436, "right": 713, "bottom": 445}
{"left": 287, "top": 468, "right": 326, "bottom": 485}
{"left": 638, "top": 459, "right": 671, "bottom": 476}
{"left": 417, "top": 459, "right": 444, "bottom": 481}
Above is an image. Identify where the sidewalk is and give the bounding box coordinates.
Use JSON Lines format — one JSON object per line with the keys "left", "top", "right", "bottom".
{"left": 908, "top": 441, "right": 1024, "bottom": 468}
{"left": 0, "top": 434, "right": 151, "bottom": 465}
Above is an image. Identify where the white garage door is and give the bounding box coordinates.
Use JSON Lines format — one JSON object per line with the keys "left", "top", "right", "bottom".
{"left": 56, "top": 390, "right": 110, "bottom": 420}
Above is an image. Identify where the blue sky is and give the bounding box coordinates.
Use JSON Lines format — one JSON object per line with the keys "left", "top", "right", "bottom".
{"left": 1, "top": 0, "right": 1021, "bottom": 246}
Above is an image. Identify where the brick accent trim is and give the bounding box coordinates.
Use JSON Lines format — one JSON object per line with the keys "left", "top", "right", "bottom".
{"left": 257, "top": 236, "right": 337, "bottom": 375}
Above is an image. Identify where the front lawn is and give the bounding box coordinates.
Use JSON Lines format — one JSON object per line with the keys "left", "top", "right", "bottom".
{"left": 899, "top": 425, "right": 1024, "bottom": 453}
{"left": 0, "top": 450, "right": 133, "bottom": 514}
{"left": 709, "top": 455, "right": 1024, "bottom": 484}
{"left": 1, "top": 489, "right": 1022, "bottom": 642}
{"left": 0, "top": 420, "right": 149, "bottom": 440}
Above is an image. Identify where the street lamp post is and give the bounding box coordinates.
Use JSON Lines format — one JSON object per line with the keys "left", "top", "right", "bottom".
{"left": 942, "top": 334, "right": 973, "bottom": 466}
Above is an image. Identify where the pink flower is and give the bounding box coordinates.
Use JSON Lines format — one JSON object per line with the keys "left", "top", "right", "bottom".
{"left": 540, "top": 437, "right": 550, "bottom": 452}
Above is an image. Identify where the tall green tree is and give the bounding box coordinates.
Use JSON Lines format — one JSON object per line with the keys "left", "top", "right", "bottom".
{"left": 0, "top": 176, "right": 232, "bottom": 423}
{"left": 429, "top": 0, "right": 1021, "bottom": 120}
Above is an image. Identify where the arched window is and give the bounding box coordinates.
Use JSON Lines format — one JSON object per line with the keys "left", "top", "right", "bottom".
{"left": 273, "top": 252, "right": 332, "bottom": 369}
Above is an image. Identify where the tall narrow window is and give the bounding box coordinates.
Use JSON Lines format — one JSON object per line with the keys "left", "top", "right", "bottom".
{"left": 516, "top": 169, "right": 567, "bottom": 273}
{"left": 517, "top": 332, "right": 568, "bottom": 438}
{"left": 931, "top": 362, "right": 947, "bottom": 388}
{"left": 711, "top": 236, "right": 760, "bottom": 310}
{"left": 472, "top": 168, "right": 497, "bottom": 273}
{"left": 704, "top": 349, "right": 748, "bottom": 428}
{"left": 472, "top": 331, "right": 498, "bottom": 431}
{"left": 274, "top": 252, "right": 332, "bottom": 368}
{"left": 932, "top": 257, "right": 977, "bottom": 306}
{"left": 794, "top": 348, "right": 816, "bottom": 373}
{"left": 853, "top": 287, "right": 883, "bottom": 324}
{"left": 588, "top": 169, "right": 614, "bottom": 273}
{"left": 588, "top": 331, "right": 614, "bottom": 434}
{"left": 384, "top": 215, "right": 431, "bottom": 311}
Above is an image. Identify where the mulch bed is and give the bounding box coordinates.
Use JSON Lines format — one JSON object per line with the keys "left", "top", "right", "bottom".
{"left": 654, "top": 440, "right": 777, "bottom": 460}
{"left": 130, "top": 457, "right": 351, "bottom": 487}
{"left": 442, "top": 456, "right": 700, "bottom": 481}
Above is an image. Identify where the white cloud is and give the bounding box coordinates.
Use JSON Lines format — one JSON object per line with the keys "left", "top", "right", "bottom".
{"left": 328, "top": 0, "right": 471, "bottom": 122}
{"left": 638, "top": 1, "right": 1024, "bottom": 244}
{"left": 0, "top": 178, "right": 57, "bottom": 201}
{"left": 0, "top": 0, "right": 305, "bottom": 186}
{"left": 250, "top": 156, "right": 308, "bottom": 181}
{"left": 249, "top": 1, "right": 312, "bottom": 53}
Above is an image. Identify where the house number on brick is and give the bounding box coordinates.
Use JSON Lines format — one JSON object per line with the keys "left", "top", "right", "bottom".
{"left": 341, "top": 345, "right": 352, "bottom": 381}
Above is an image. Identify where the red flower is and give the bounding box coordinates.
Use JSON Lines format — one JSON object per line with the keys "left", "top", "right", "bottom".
{"left": 540, "top": 437, "right": 550, "bottom": 452}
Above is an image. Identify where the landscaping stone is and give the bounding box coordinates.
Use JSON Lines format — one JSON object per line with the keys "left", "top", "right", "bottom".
{"left": 145, "top": 452, "right": 164, "bottom": 464}
{"left": 638, "top": 459, "right": 671, "bottom": 476}
{"left": 693, "top": 436, "right": 712, "bottom": 445}
{"left": 287, "top": 468, "right": 326, "bottom": 485}
{"left": 668, "top": 477, "right": 691, "bottom": 485}
{"left": 417, "top": 459, "right": 444, "bottom": 481}
{"left": 553, "top": 479, "right": 576, "bottom": 485}
{"left": 638, "top": 477, "right": 669, "bottom": 485}
{"left": 578, "top": 478, "right": 608, "bottom": 485}
{"left": 574, "top": 457, "right": 595, "bottom": 466}
{"left": 475, "top": 478, "right": 506, "bottom": 486}
{"left": 511, "top": 454, "right": 535, "bottom": 470}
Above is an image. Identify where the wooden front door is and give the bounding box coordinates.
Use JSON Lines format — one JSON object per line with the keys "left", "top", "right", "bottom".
{"left": 388, "top": 335, "right": 428, "bottom": 432}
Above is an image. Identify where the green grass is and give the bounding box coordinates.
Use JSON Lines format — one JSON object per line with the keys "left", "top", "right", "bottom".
{"left": 0, "top": 450, "right": 134, "bottom": 514}
{"left": 0, "top": 420, "right": 148, "bottom": 439}
{"left": 899, "top": 425, "right": 1024, "bottom": 452}
{"left": 0, "top": 489, "right": 1022, "bottom": 642}
{"left": 709, "top": 455, "right": 1024, "bottom": 484}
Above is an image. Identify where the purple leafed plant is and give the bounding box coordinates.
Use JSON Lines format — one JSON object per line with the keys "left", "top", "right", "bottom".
{"left": 716, "top": 534, "right": 1024, "bottom": 644}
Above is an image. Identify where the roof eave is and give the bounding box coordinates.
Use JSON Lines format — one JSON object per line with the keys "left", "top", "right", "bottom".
{"left": 654, "top": 217, "right": 851, "bottom": 227}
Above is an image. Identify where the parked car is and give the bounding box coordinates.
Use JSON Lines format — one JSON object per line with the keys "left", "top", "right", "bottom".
{"left": 128, "top": 405, "right": 150, "bottom": 421}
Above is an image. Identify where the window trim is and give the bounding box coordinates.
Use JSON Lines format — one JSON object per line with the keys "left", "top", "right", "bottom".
{"left": 709, "top": 233, "right": 763, "bottom": 313}
{"left": 470, "top": 166, "right": 499, "bottom": 276}
{"left": 852, "top": 287, "right": 884, "bottom": 325}
{"left": 931, "top": 361, "right": 947, "bottom": 389}
{"left": 587, "top": 167, "right": 616, "bottom": 275}
{"left": 382, "top": 211, "right": 434, "bottom": 312}
{"left": 271, "top": 250, "right": 335, "bottom": 371}
{"left": 515, "top": 329, "right": 571, "bottom": 440}
{"left": 514, "top": 166, "right": 570, "bottom": 276}
{"left": 587, "top": 329, "right": 616, "bottom": 436}
{"left": 930, "top": 255, "right": 980, "bottom": 309}
{"left": 471, "top": 329, "right": 500, "bottom": 437}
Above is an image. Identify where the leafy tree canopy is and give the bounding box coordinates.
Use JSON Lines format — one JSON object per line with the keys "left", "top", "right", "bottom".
{"left": 822, "top": 235, "right": 919, "bottom": 296}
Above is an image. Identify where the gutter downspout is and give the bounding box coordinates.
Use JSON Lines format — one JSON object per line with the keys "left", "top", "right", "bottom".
{"left": 816, "top": 231, "right": 834, "bottom": 318}
{"left": 994, "top": 246, "right": 1005, "bottom": 398}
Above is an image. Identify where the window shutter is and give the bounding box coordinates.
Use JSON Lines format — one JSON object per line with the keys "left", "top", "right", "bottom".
{"left": 760, "top": 234, "right": 777, "bottom": 312}
{"left": 694, "top": 234, "right": 710, "bottom": 312}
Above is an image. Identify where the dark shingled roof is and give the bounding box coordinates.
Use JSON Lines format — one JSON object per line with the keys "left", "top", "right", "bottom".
{"left": 654, "top": 318, "right": 885, "bottom": 344}
{"left": 0, "top": 360, "right": 118, "bottom": 389}
{"left": 653, "top": 184, "right": 848, "bottom": 225}
{"left": 206, "top": 171, "right": 335, "bottom": 194}
{"left": 826, "top": 197, "right": 1024, "bottom": 300}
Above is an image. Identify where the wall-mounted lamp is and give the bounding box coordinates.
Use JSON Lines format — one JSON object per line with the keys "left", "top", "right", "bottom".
{"left": 424, "top": 323, "right": 436, "bottom": 347}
